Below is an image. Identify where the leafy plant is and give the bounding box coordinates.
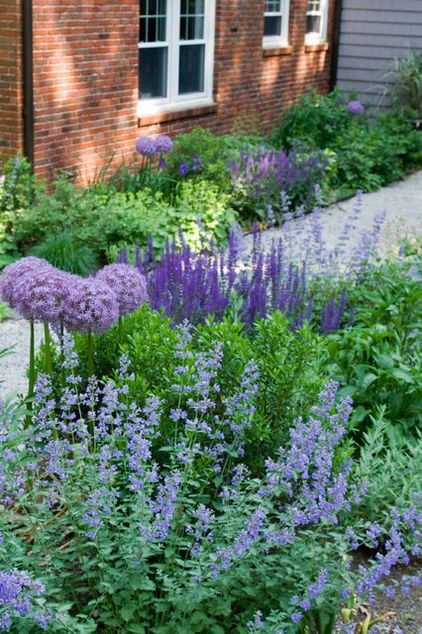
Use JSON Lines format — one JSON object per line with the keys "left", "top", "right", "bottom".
{"left": 30, "top": 230, "right": 98, "bottom": 275}
{"left": 326, "top": 258, "right": 422, "bottom": 440}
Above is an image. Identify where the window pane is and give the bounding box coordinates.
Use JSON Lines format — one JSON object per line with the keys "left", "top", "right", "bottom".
{"left": 180, "top": 15, "right": 204, "bottom": 40}
{"left": 264, "top": 15, "right": 282, "bottom": 36}
{"left": 179, "top": 44, "right": 205, "bottom": 94}
{"left": 306, "top": 14, "right": 321, "bottom": 33}
{"left": 181, "top": 0, "right": 204, "bottom": 14}
{"left": 265, "top": 0, "right": 281, "bottom": 12}
{"left": 139, "top": 47, "right": 168, "bottom": 98}
{"left": 307, "top": 0, "right": 321, "bottom": 11}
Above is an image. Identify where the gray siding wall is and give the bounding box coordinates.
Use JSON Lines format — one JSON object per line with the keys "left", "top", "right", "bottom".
{"left": 336, "top": 0, "right": 422, "bottom": 112}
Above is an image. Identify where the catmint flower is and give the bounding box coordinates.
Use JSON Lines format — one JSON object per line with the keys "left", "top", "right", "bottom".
{"left": 96, "top": 263, "right": 148, "bottom": 317}
{"left": 154, "top": 134, "right": 173, "bottom": 153}
{"left": 135, "top": 136, "right": 156, "bottom": 156}
{"left": 62, "top": 277, "right": 119, "bottom": 333}
{"left": 347, "top": 100, "right": 364, "bottom": 115}
{"left": 179, "top": 161, "right": 189, "bottom": 175}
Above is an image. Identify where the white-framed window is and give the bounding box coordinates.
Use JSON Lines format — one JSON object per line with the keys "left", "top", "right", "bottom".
{"left": 138, "top": 0, "right": 216, "bottom": 115}
{"left": 263, "top": 0, "right": 290, "bottom": 48}
{"left": 305, "top": 0, "right": 328, "bottom": 43}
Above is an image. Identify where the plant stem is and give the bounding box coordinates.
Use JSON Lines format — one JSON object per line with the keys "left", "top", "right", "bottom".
{"left": 87, "top": 331, "right": 94, "bottom": 377}
{"left": 43, "top": 321, "right": 53, "bottom": 375}
{"left": 118, "top": 316, "right": 123, "bottom": 345}
{"left": 26, "top": 319, "right": 35, "bottom": 426}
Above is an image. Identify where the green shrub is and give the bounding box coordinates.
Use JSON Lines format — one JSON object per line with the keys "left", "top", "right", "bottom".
{"left": 326, "top": 258, "right": 422, "bottom": 441}
{"left": 271, "top": 88, "right": 353, "bottom": 151}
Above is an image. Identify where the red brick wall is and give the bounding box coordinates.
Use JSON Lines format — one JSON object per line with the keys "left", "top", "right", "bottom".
{"left": 32, "top": 0, "right": 139, "bottom": 182}
{"left": 0, "top": 0, "right": 24, "bottom": 162}
{"left": 8, "top": 0, "right": 335, "bottom": 181}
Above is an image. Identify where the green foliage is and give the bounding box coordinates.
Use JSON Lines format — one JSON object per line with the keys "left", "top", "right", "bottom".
{"left": 0, "top": 155, "right": 34, "bottom": 264}
{"left": 96, "top": 179, "right": 236, "bottom": 259}
{"left": 30, "top": 230, "right": 98, "bottom": 275}
{"left": 164, "top": 126, "right": 264, "bottom": 191}
{"left": 326, "top": 259, "right": 422, "bottom": 440}
{"left": 9, "top": 176, "right": 236, "bottom": 263}
{"left": 0, "top": 302, "right": 9, "bottom": 322}
{"left": 271, "top": 88, "right": 422, "bottom": 200}
{"left": 271, "top": 88, "right": 352, "bottom": 150}
{"left": 39, "top": 306, "right": 327, "bottom": 473}
{"left": 350, "top": 409, "right": 422, "bottom": 531}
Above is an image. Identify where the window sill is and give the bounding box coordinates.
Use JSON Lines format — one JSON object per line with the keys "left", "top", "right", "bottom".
{"left": 138, "top": 102, "right": 217, "bottom": 127}
{"left": 304, "top": 41, "right": 329, "bottom": 53}
{"left": 263, "top": 45, "right": 292, "bottom": 58}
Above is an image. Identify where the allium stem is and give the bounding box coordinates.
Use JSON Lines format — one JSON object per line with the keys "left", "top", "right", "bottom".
{"left": 87, "top": 331, "right": 94, "bottom": 377}
{"left": 26, "top": 319, "right": 35, "bottom": 426}
{"left": 43, "top": 322, "right": 53, "bottom": 375}
{"left": 118, "top": 316, "right": 123, "bottom": 345}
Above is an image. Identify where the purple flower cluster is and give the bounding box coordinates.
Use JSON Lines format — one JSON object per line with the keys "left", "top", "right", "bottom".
{"left": 347, "top": 100, "right": 364, "bottom": 115}
{"left": 123, "top": 223, "right": 347, "bottom": 332}
{"left": 136, "top": 134, "right": 173, "bottom": 157}
{"left": 0, "top": 570, "right": 51, "bottom": 631}
{"left": 228, "top": 146, "right": 328, "bottom": 211}
{"left": 0, "top": 257, "right": 148, "bottom": 333}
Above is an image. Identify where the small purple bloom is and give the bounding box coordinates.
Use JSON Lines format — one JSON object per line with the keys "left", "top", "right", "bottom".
{"left": 179, "top": 161, "right": 189, "bottom": 175}
{"left": 347, "top": 100, "right": 364, "bottom": 115}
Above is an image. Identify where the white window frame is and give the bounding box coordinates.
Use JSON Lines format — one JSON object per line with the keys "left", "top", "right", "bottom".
{"left": 138, "top": 0, "right": 216, "bottom": 116}
{"left": 263, "top": 0, "right": 290, "bottom": 49}
{"left": 305, "top": 0, "right": 329, "bottom": 44}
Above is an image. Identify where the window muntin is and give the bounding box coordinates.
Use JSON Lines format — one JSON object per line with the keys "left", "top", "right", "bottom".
{"left": 305, "top": 0, "right": 328, "bottom": 43}
{"left": 139, "top": 0, "right": 215, "bottom": 114}
{"left": 263, "top": 0, "right": 289, "bottom": 47}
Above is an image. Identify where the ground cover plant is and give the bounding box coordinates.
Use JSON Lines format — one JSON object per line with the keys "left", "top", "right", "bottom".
{"left": 1, "top": 336, "right": 420, "bottom": 633}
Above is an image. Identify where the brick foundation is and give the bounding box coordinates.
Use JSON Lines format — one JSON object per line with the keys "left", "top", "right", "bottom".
{"left": 0, "top": 0, "right": 335, "bottom": 183}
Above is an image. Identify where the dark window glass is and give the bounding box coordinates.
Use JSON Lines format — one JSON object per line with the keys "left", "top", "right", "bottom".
{"left": 264, "top": 15, "right": 282, "bottom": 36}
{"left": 265, "top": 0, "right": 281, "bottom": 10}
{"left": 306, "top": 13, "right": 321, "bottom": 33}
{"left": 139, "top": 47, "right": 168, "bottom": 98}
{"left": 140, "top": 0, "right": 167, "bottom": 42}
{"left": 179, "top": 44, "right": 205, "bottom": 94}
{"left": 180, "top": 16, "right": 204, "bottom": 40}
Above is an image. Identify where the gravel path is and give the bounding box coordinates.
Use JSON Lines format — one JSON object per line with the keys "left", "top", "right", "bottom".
{"left": 0, "top": 171, "right": 421, "bottom": 401}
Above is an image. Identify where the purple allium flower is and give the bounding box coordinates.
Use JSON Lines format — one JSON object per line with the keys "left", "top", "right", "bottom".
{"left": 1, "top": 258, "right": 74, "bottom": 323}
{"left": 62, "top": 277, "right": 119, "bottom": 333}
{"left": 347, "top": 100, "right": 364, "bottom": 115}
{"left": 135, "top": 136, "right": 157, "bottom": 156}
{"left": 154, "top": 134, "right": 173, "bottom": 154}
{"left": 96, "top": 263, "right": 148, "bottom": 317}
{"left": 0, "top": 257, "right": 52, "bottom": 307}
{"left": 179, "top": 161, "right": 189, "bottom": 175}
